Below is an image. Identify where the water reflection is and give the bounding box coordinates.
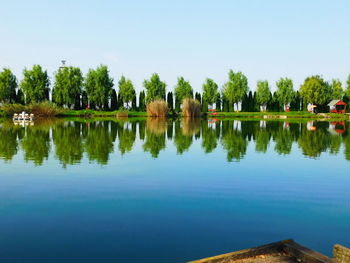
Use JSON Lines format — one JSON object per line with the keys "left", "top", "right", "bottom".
{"left": 0, "top": 118, "right": 349, "bottom": 165}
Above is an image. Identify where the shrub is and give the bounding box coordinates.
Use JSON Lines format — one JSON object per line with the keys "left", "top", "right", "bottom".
{"left": 1, "top": 104, "right": 26, "bottom": 116}
{"left": 182, "top": 98, "right": 201, "bottom": 117}
{"left": 117, "top": 111, "right": 129, "bottom": 118}
{"left": 147, "top": 99, "right": 168, "bottom": 117}
{"left": 27, "top": 101, "right": 63, "bottom": 116}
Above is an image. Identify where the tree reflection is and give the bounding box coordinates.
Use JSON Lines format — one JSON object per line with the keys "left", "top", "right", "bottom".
{"left": 52, "top": 122, "right": 83, "bottom": 167}
{"left": 201, "top": 120, "right": 217, "bottom": 153}
{"left": 298, "top": 122, "right": 331, "bottom": 158}
{"left": 21, "top": 125, "right": 51, "bottom": 165}
{"left": 0, "top": 122, "right": 22, "bottom": 161}
{"left": 85, "top": 121, "right": 114, "bottom": 164}
{"left": 143, "top": 118, "right": 166, "bottom": 158}
{"left": 118, "top": 122, "right": 136, "bottom": 155}
{"left": 173, "top": 118, "right": 200, "bottom": 154}
{"left": 221, "top": 120, "right": 247, "bottom": 161}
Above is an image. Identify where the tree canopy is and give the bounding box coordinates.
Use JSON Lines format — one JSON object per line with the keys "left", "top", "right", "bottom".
{"left": 330, "top": 79, "right": 343, "bottom": 100}
{"left": 84, "top": 65, "right": 113, "bottom": 109}
{"left": 20, "top": 65, "right": 50, "bottom": 104}
{"left": 256, "top": 80, "right": 271, "bottom": 110}
{"left": 0, "top": 68, "right": 17, "bottom": 104}
{"left": 174, "top": 76, "right": 193, "bottom": 105}
{"left": 276, "top": 77, "right": 294, "bottom": 107}
{"left": 299, "top": 75, "right": 332, "bottom": 105}
{"left": 143, "top": 73, "right": 166, "bottom": 103}
{"left": 202, "top": 78, "right": 219, "bottom": 106}
{"left": 118, "top": 76, "right": 135, "bottom": 109}
{"left": 53, "top": 66, "right": 83, "bottom": 108}
{"left": 222, "top": 70, "right": 248, "bottom": 110}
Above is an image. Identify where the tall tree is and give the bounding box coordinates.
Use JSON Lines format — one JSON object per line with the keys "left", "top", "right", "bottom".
{"left": 20, "top": 65, "right": 50, "bottom": 104}
{"left": 276, "top": 77, "right": 294, "bottom": 111}
{"left": 346, "top": 74, "right": 350, "bottom": 98}
{"left": 330, "top": 79, "right": 343, "bottom": 100}
{"left": 110, "top": 89, "right": 118, "bottom": 110}
{"left": 118, "top": 76, "right": 135, "bottom": 109}
{"left": 256, "top": 80, "right": 271, "bottom": 111}
{"left": 195, "top": 92, "right": 201, "bottom": 105}
{"left": 143, "top": 73, "right": 166, "bottom": 103}
{"left": 202, "top": 78, "right": 219, "bottom": 108}
{"left": 215, "top": 93, "right": 221, "bottom": 111}
{"left": 53, "top": 66, "right": 83, "bottom": 108}
{"left": 174, "top": 76, "right": 193, "bottom": 106}
{"left": 0, "top": 68, "right": 17, "bottom": 104}
{"left": 222, "top": 70, "right": 248, "bottom": 111}
{"left": 84, "top": 65, "right": 113, "bottom": 109}
{"left": 139, "top": 91, "right": 146, "bottom": 111}
{"left": 300, "top": 75, "right": 332, "bottom": 107}
{"left": 16, "top": 89, "right": 25, "bottom": 105}
{"left": 166, "top": 91, "right": 173, "bottom": 111}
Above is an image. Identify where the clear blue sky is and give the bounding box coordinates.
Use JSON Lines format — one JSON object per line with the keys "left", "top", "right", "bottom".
{"left": 1, "top": 0, "right": 349, "bottom": 93}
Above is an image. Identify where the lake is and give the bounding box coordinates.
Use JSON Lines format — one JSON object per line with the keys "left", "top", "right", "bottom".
{"left": 0, "top": 118, "right": 349, "bottom": 263}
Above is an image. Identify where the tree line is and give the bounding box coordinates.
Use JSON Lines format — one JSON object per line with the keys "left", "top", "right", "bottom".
{"left": 1, "top": 65, "right": 350, "bottom": 112}
{"left": 1, "top": 119, "right": 350, "bottom": 165}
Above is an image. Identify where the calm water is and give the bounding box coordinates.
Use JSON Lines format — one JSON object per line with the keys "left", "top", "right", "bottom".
{"left": 0, "top": 118, "right": 349, "bottom": 263}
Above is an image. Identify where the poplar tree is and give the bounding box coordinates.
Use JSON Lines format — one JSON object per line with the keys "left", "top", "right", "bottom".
{"left": 20, "top": 65, "right": 50, "bottom": 104}
{"left": 53, "top": 66, "right": 83, "bottom": 108}
{"left": 202, "top": 78, "right": 218, "bottom": 108}
{"left": 0, "top": 68, "right": 17, "bottom": 103}
{"left": 84, "top": 65, "right": 113, "bottom": 109}
{"left": 174, "top": 76, "right": 193, "bottom": 105}
{"left": 276, "top": 77, "right": 294, "bottom": 111}
{"left": 330, "top": 79, "right": 343, "bottom": 100}
{"left": 118, "top": 76, "right": 135, "bottom": 109}
{"left": 139, "top": 91, "right": 146, "bottom": 111}
{"left": 300, "top": 75, "right": 332, "bottom": 105}
{"left": 222, "top": 70, "right": 248, "bottom": 111}
{"left": 256, "top": 80, "right": 271, "bottom": 111}
{"left": 110, "top": 89, "right": 118, "bottom": 110}
{"left": 143, "top": 73, "right": 166, "bottom": 103}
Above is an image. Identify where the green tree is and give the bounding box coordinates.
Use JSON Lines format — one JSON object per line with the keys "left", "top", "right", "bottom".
{"left": 195, "top": 92, "right": 201, "bottom": 105}
{"left": 53, "top": 66, "right": 83, "bottom": 108}
{"left": 20, "top": 65, "right": 50, "bottom": 104}
{"left": 166, "top": 91, "right": 174, "bottom": 111}
{"left": 139, "top": 91, "right": 146, "bottom": 111}
{"left": 143, "top": 73, "right": 166, "bottom": 103}
{"left": 276, "top": 78, "right": 294, "bottom": 111}
{"left": 222, "top": 70, "right": 248, "bottom": 111}
{"left": 299, "top": 75, "right": 332, "bottom": 106}
{"left": 84, "top": 65, "right": 113, "bottom": 110}
{"left": 330, "top": 79, "right": 343, "bottom": 100}
{"left": 110, "top": 89, "right": 118, "bottom": 110}
{"left": 202, "top": 78, "right": 219, "bottom": 108}
{"left": 16, "top": 89, "right": 25, "bottom": 104}
{"left": 256, "top": 80, "right": 271, "bottom": 111}
{"left": 0, "top": 68, "right": 17, "bottom": 103}
{"left": 174, "top": 76, "right": 193, "bottom": 106}
{"left": 118, "top": 76, "right": 135, "bottom": 109}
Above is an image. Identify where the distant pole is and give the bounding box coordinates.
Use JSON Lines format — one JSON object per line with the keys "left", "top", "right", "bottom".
{"left": 60, "top": 60, "right": 66, "bottom": 69}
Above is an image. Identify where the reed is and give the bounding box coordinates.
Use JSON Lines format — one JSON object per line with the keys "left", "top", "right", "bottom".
{"left": 182, "top": 98, "right": 201, "bottom": 117}
{"left": 146, "top": 99, "right": 168, "bottom": 117}
{"left": 27, "top": 102, "right": 63, "bottom": 116}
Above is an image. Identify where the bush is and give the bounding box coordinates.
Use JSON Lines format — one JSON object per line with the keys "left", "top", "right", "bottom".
{"left": 117, "top": 111, "right": 129, "bottom": 118}
{"left": 1, "top": 104, "right": 26, "bottom": 116}
{"left": 182, "top": 98, "right": 201, "bottom": 117}
{"left": 27, "top": 102, "right": 63, "bottom": 116}
{"left": 147, "top": 99, "right": 168, "bottom": 117}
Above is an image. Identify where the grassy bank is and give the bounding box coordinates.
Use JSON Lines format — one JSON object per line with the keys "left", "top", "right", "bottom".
{"left": 59, "top": 109, "right": 147, "bottom": 117}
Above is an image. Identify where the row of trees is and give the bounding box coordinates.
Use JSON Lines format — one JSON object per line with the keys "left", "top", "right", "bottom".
{"left": 1, "top": 65, "right": 350, "bottom": 112}
{"left": 2, "top": 119, "right": 350, "bottom": 165}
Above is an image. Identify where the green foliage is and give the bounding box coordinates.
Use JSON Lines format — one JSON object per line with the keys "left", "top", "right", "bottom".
{"left": 84, "top": 65, "right": 113, "bottom": 110}
{"left": 139, "top": 91, "right": 146, "bottom": 111}
{"left": 330, "top": 79, "right": 343, "bottom": 100}
{"left": 110, "top": 89, "right": 118, "bottom": 110}
{"left": 166, "top": 91, "right": 173, "bottom": 111}
{"left": 300, "top": 75, "right": 332, "bottom": 105}
{"left": 202, "top": 78, "right": 218, "bottom": 106}
{"left": 53, "top": 66, "right": 83, "bottom": 108}
{"left": 276, "top": 78, "right": 294, "bottom": 108}
{"left": 20, "top": 65, "right": 50, "bottom": 104}
{"left": 143, "top": 73, "right": 166, "bottom": 103}
{"left": 256, "top": 80, "right": 271, "bottom": 110}
{"left": 222, "top": 70, "right": 248, "bottom": 110}
{"left": 215, "top": 93, "right": 221, "bottom": 111}
{"left": 195, "top": 92, "right": 201, "bottom": 105}
{"left": 174, "top": 77, "right": 193, "bottom": 105}
{"left": 0, "top": 68, "right": 17, "bottom": 103}
{"left": 118, "top": 76, "right": 135, "bottom": 109}
{"left": 16, "top": 89, "right": 25, "bottom": 105}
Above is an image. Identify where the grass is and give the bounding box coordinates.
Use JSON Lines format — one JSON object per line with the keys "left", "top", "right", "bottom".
{"left": 59, "top": 109, "right": 147, "bottom": 117}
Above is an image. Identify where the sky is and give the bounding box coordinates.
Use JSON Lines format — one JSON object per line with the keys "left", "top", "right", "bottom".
{"left": 0, "top": 0, "right": 349, "bottom": 93}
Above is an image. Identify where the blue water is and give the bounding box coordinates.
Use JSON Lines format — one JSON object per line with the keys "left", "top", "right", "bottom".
{"left": 0, "top": 119, "right": 349, "bottom": 263}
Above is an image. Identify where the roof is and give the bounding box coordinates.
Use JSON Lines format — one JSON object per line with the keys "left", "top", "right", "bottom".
{"left": 328, "top": 100, "right": 346, "bottom": 106}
